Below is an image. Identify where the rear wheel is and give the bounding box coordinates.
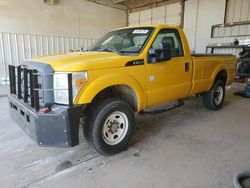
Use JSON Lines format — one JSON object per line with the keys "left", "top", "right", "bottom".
{"left": 202, "top": 79, "right": 225, "bottom": 110}
{"left": 83, "top": 98, "right": 135, "bottom": 155}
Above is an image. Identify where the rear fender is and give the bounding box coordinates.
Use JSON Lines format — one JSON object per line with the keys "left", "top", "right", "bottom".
{"left": 209, "top": 64, "right": 229, "bottom": 89}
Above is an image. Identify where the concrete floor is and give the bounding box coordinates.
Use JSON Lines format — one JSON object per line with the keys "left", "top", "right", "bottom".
{"left": 0, "top": 86, "right": 249, "bottom": 188}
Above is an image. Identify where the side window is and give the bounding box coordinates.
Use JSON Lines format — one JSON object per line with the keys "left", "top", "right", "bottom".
{"left": 151, "top": 29, "right": 184, "bottom": 57}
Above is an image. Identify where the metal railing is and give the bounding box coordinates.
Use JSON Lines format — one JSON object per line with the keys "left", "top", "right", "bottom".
{"left": 190, "top": 37, "right": 250, "bottom": 56}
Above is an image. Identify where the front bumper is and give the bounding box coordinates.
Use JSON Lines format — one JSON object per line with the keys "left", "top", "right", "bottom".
{"left": 8, "top": 94, "right": 85, "bottom": 147}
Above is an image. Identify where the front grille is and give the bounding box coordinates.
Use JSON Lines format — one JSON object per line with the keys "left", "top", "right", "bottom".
{"left": 8, "top": 64, "right": 74, "bottom": 111}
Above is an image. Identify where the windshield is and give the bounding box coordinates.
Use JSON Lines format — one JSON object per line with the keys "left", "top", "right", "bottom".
{"left": 88, "top": 27, "right": 154, "bottom": 54}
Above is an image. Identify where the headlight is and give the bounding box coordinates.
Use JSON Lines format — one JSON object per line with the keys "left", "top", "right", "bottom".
{"left": 53, "top": 72, "right": 88, "bottom": 104}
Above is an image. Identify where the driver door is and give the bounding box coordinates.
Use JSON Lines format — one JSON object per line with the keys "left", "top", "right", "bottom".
{"left": 146, "top": 29, "right": 192, "bottom": 107}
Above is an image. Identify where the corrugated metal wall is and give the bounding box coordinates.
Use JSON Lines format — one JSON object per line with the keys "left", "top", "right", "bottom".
{"left": 226, "top": 0, "right": 250, "bottom": 23}
{"left": 202, "top": 0, "right": 250, "bottom": 55}
{"left": 0, "top": 32, "right": 95, "bottom": 83}
{"left": 128, "top": 2, "right": 181, "bottom": 26}
{"left": 212, "top": 24, "right": 250, "bottom": 38}
{"left": 192, "top": 0, "right": 250, "bottom": 55}
{"left": 211, "top": 0, "right": 250, "bottom": 38}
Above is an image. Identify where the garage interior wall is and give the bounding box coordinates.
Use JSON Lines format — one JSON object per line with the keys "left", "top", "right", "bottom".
{"left": 184, "top": 0, "right": 250, "bottom": 54}
{"left": 225, "top": 0, "right": 250, "bottom": 23}
{"left": 183, "top": 0, "right": 226, "bottom": 53}
{"left": 0, "top": 0, "right": 127, "bottom": 80}
{"left": 128, "top": 1, "right": 182, "bottom": 26}
{"left": 2, "top": 0, "right": 250, "bottom": 81}
{"left": 128, "top": 0, "right": 250, "bottom": 55}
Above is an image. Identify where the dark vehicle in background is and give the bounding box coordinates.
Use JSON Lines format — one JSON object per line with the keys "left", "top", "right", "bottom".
{"left": 235, "top": 47, "right": 250, "bottom": 82}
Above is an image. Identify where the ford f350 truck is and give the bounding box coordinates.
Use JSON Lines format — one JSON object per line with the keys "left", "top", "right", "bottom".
{"left": 8, "top": 25, "right": 236, "bottom": 155}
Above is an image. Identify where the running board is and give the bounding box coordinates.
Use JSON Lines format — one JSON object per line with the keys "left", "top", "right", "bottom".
{"left": 141, "top": 100, "right": 184, "bottom": 115}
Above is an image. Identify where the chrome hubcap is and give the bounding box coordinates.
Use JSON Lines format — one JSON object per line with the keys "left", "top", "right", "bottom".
{"left": 102, "top": 111, "right": 128, "bottom": 145}
{"left": 214, "top": 86, "right": 223, "bottom": 105}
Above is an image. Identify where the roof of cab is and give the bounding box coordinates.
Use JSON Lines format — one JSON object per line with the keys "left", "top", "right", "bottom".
{"left": 113, "top": 24, "right": 181, "bottom": 31}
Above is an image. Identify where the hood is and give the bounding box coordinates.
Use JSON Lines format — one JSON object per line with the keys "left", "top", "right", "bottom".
{"left": 32, "top": 51, "right": 134, "bottom": 72}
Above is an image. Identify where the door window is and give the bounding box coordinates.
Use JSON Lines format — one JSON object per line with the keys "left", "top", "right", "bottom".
{"left": 151, "top": 29, "right": 184, "bottom": 57}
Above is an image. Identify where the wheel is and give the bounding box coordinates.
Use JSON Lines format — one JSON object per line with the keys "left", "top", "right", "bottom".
{"left": 202, "top": 79, "right": 225, "bottom": 110}
{"left": 83, "top": 98, "right": 135, "bottom": 155}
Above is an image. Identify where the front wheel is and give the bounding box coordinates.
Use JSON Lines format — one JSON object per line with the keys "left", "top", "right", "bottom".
{"left": 202, "top": 79, "right": 225, "bottom": 110}
{"left": 83, "top": 98, "right": 135, "bottom": 155}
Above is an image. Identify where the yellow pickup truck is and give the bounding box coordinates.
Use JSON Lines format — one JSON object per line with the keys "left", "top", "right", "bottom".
{"left": 8, "top": 24, "right": 236, "bottom": 155}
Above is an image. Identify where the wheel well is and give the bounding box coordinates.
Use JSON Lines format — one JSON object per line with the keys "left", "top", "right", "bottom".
{"left": 215, "top": 70, "right": 228, "bottom": 84}
{"left": 90, "top": 85, "right": 138, "bottom": 111}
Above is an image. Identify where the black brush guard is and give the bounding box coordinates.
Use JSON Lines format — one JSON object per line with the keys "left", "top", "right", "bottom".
{"left": 8, "top": 65, "right": 85, "bottom": 147}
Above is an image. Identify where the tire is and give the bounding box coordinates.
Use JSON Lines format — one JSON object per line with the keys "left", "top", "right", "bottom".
{"left": 83, "top": 98, "right": 135, "bottom": 155}
{"left": 202, "top": 79, "right": 225, "bottom": 110}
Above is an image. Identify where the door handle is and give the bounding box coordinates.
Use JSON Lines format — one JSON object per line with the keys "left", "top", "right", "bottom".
{"left": 185, "top": 62, "right": 190, "bottom": 72}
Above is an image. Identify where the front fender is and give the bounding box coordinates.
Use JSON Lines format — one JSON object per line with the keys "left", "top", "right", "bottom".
{"left": 75, "top": 73, "right": 145, "bottom": 111}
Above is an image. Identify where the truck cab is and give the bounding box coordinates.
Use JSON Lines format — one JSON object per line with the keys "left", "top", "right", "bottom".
{"left": 8, "top": 25, "right": 236, "bottom": 155}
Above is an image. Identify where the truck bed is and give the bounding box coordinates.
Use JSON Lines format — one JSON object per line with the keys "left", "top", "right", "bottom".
{"left": 190, "top": 54, "right": 237, "bottom": 95}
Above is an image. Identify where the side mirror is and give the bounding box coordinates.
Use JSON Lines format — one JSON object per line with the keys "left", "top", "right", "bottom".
{"left": 148, "top": 42, "right": 172, "bottom": 63}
